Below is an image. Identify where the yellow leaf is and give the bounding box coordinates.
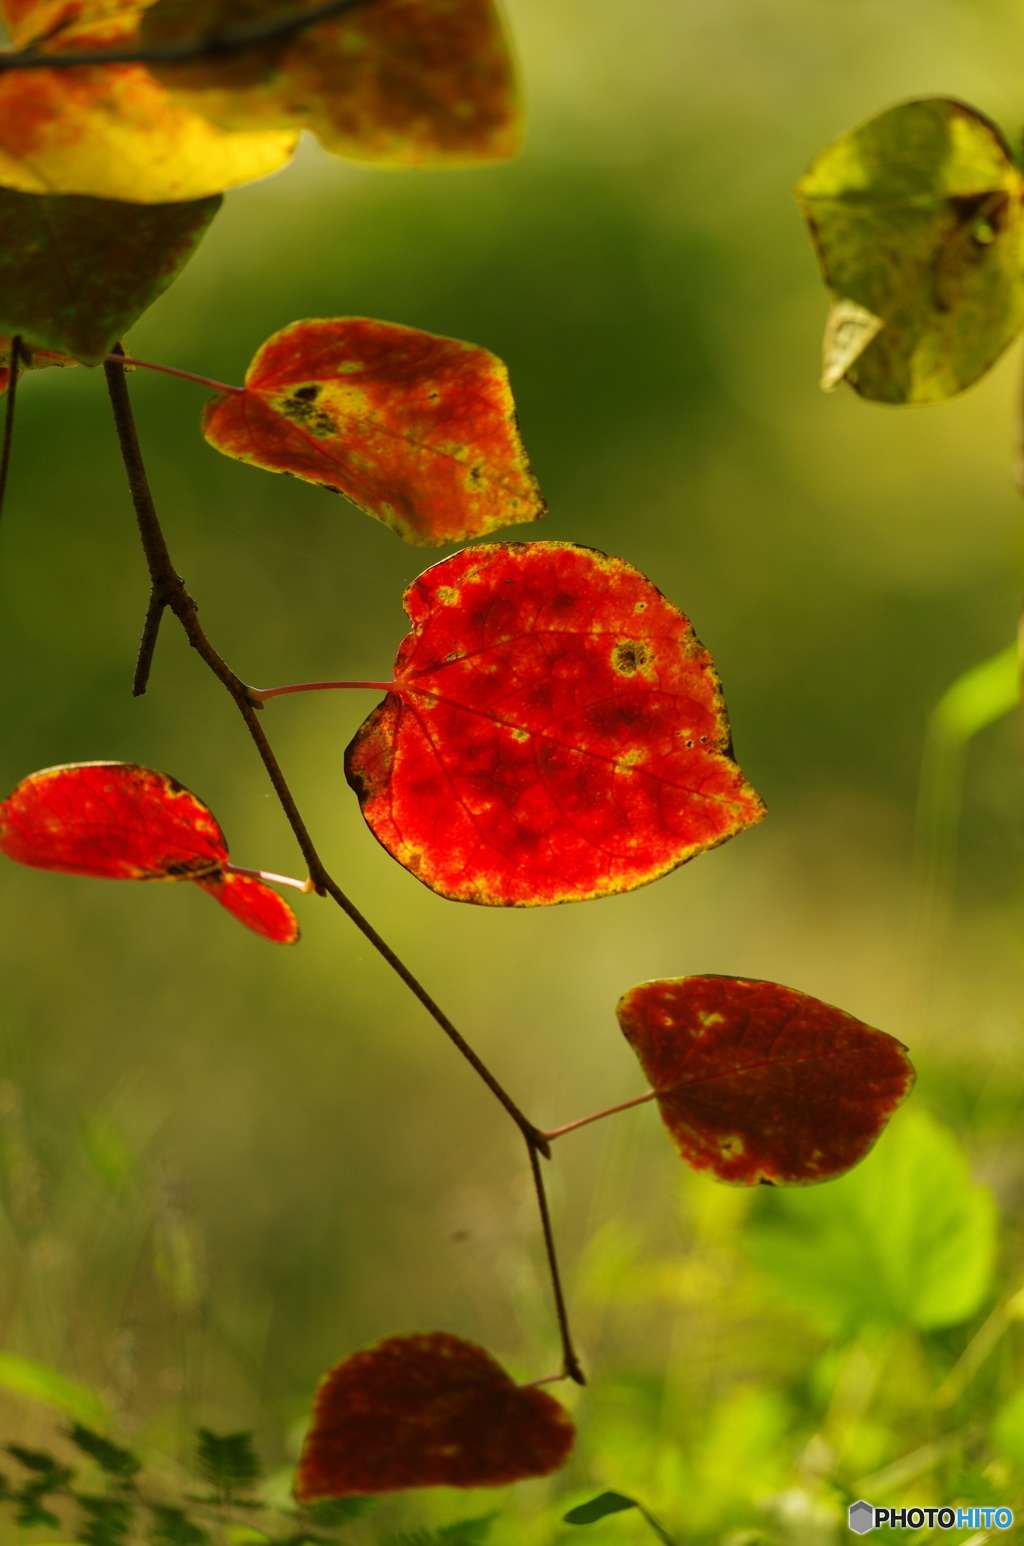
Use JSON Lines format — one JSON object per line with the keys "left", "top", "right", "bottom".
{"left": 796, "top": 99, "right": 1024, "bottom": 403}
{"left": 0, "top": 1, "right": 298, "bottom": 202}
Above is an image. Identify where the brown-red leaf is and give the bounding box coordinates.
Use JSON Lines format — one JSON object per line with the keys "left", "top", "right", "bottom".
{"left": 0, "top": 762, "right": 299, "bottom": 943}
{"left": 201, "top": 317, "right": 544, "bottom": 546}
{"left": 345, "top": 542, "right": 765, "bottom": 905}
{"left": 295, "top": 1332, "right": 574, "bottom": 1499}
{"left": 618, "top": 975, "right": 915, "bottom": 1185}
{"left": 143, "top": 0, "right": 521, "bottom": 169}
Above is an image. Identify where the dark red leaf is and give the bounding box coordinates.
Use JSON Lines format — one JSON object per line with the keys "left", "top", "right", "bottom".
{"left": 0, "top": 762, "right": 299, "bottom": 943}
{"left": 618, "top": 975, "right": 915, "bottom": 1185}
{"left": 345, "top": 542, "right": 765, "bottom": 905}
{"left": 201, "top": 317, "right": 544, "bottom": 546}
{"left": 295, "top": 1332, "right": 574, "bottom": 1499}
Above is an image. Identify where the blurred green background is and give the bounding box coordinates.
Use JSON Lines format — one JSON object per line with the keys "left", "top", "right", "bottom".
{"left": 4, "top": 0, "right": 1024, "bottom": 1539}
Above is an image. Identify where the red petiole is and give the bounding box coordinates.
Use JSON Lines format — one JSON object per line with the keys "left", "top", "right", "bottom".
{"left": 541, "top": 1088, "right": 658, "bottom": 1142}
{"left": 103, "top": 353, "right": 244, "bottom": 396}
{"left": 223, "top": 862, "right": 315, "bottom": 893}
{"left": 249, "top": 680, "right": 398, "bottom": 703}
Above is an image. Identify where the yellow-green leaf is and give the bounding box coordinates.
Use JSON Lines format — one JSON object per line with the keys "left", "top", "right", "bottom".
{"left": 0, "top": 1350, "right": 108, "bottom": 1426}
{"left": 0, "top": 0, "right": 297, "bottom": 202}
{"left": 796, "top": 98, "right": 1024, "bottom": 403}
{"left": 142, "top": 0, "right": 521, "bottom": 167}
{"left": 0, "top": 188, "right": 222, "bottom": 363}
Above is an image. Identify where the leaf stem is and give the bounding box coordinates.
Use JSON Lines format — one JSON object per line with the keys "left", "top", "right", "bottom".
{"left": 541, "top": 1089, "right": 657, "bottom": 1142}
{"left": 250, "top": 679, "right": 397, "bottom": 701}
{"left": 104, "top": 354, "right": 243, "bottom": 396}
{"left": 527, "top": 1141, "right": 585, "bottom": 1385}
{"left": 223, "top": 863, "right": 311, "bottom": 893}
{"left": 0, "top": 336, "right": 24, "bottom": 528}
{"left": 0, "top": 0, "right": 370, "bottom": 73}
{"left": 102, "top": 350, "right": 581, "bottom": 1371}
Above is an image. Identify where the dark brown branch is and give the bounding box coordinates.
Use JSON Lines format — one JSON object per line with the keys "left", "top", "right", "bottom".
{"left": 0, "top": 0, "right": 368, "bottom": 73}
{"left": 527, "top": 1141, "right": 585, "bottom": 1385}
{"left": 0, "top": 336, "right": 24, "bottom": 527}
{"left": 102, "top": 351, "right": 553, "bottom": 1160}
{"left": 103, "top": 349, "right": 588, "bottom": 1378}
{"left": 103, "top": 349, "right": 586, "bottom": 1375}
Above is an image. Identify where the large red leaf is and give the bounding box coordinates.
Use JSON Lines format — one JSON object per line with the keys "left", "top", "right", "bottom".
{"left": 345, "top": 542, "right": 765, "bottom": 905}
{"left": 295, "top": 1332, "right": 574, "bottom": 1498}
{"left": 618, "top": 975, "right": 915, "bottom": 1185}
{"left": 0, "top": 762, "right": 299, "bottom": 943}
{"left": 201, "top": 317, "right": 544, "bottom": 546}
{"left": 143, "top": 0, "right": 521, "bottom": 168}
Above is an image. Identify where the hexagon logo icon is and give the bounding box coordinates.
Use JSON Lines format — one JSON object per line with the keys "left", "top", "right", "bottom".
{"left": 848, "top": 1500, "right": 874, "bottom": 1534}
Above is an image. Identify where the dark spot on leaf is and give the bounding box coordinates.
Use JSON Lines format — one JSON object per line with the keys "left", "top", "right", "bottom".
{"left": 292, "top": 383, "right": 322, "bottom": 402}
{"left": 613, "top": 640, "right": 651, "bottom": 676}
{"left": 281, "top": 396, "right": 336, "bottom": 438}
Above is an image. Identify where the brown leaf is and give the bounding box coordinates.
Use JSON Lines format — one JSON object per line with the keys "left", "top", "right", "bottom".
{"left": 143, "top": 0, "right": 521, "bottom": 166}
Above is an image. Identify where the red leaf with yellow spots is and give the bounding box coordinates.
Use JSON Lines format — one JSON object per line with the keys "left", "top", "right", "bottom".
{"left": 0, "top": 762, "right": 299, "bottom": 943}
{"left": 201, "top": 317, "right": 545, "bottom": 547}
{"left": 345, "top": 542, "right": 765, "bottom": 905}
{"left": 143, "top": 0, "right": 521, "bottom": 168}
{"left": 618, "top": 975, "right": 915, "bottom": 1185}
{"left": 0, "top": 0, "right": 296, "bottom": 203}
{"left": 295, "top": 1332, "right": 574, "bottom": 1499}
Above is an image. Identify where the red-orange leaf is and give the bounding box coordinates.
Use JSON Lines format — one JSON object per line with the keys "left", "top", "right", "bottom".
{"left": 618, "top": 975, "right": 915, "bottom": 1185}
{"left": 195, "top": 869, "right": 300, "bottom": 945}
{"left": 201, "top": 317, "right": 544, "bottom": 546}
{"left": 295, "top": 1332, "right": 574, "bottom": 1498}
{"left": 0, "top": 762, "right": 299, "bottom": 943}
{"left": 345, "top": 542, "right": 765, "bottom": 905}
{"left": 143, "top": 0, "right": 521, "bottom": 168}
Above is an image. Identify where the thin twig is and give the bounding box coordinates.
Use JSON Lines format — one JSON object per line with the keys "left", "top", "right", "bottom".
{"left": 527, "top": 1141, "right": 585, "bottom": 1385}
{"left": 102, "top": 355, "right": 585, "bottom": 1372}
{"left": 103, "top": 348, "right": 583, "bottom": 1371}
{"left": 0, "top": 0, "right": 369, "bottom": 73}
{"left": 0, "top": 336, "right": 24, "bottom": 527}
{"left": 133, "top": 586, "right": 167, "bottom": 696}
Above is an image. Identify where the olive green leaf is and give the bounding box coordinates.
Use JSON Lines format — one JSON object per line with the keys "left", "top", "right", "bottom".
{"left": 0, "top": 189, "right": 222, "bottom": 365}
{"left": 796, "top": 98, "right": 1024, "bottom": 403}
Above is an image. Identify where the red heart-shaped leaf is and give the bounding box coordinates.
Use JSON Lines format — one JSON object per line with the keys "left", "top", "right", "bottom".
{"left": 295, "top": 1332, "right": 574, "bottom": 1498}
{"left": 201, "top": 317, "right": 544, "bottom": 546}
{"left": 345, "top": 542, "right": 765, "bottom": 905}
{"left": 0, "top": 762, "right": 299, "bottom": 943}
{"left": 618, "top": 975, "right": 915, "bottom": 1184}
